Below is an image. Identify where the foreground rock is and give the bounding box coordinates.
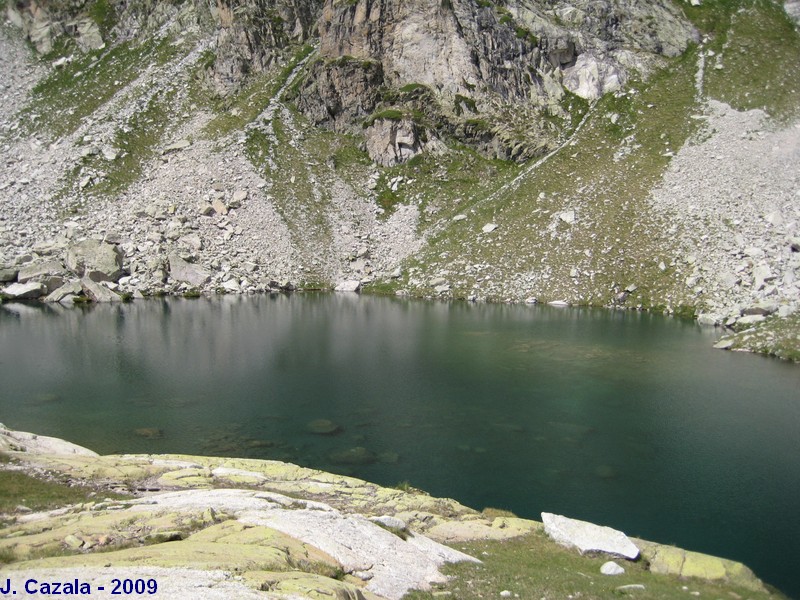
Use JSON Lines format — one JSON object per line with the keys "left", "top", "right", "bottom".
{"left": 542, "top": 512, "right": 640, "bottom": 560}
{"left": 0, "top": 424, "right": 770, "bottom": 598}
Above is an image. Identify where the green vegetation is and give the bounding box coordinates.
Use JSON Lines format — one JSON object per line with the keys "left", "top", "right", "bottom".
{"left": 280, "top": 558, "right": 346, "bottom": 582}
{"left": 356, "top": 141, "right": 516, "bottom": 224}
{"left": 404, "top": 532, "right": 780, "bottom": 600}
{"left": 404, "top": 44, "right": 702, "bottom": 305}
{"left": 201, "top": 43, "right": 315, "bottom": 139}
{"left": 481, "top": 507, "right": 518, "bottom": 519}
{"left": 726, "top": 314, "right": 800, "bottom": 361}
{"left": 364, "top": 108, "right": 405, "bottom": 127}
{"left": 21, "top": 37, "right": 184, "bottom": 140}
{"left": 87, "top": 0, "right": 117, "bottom": 39}
{"left": 373, "top": 521, "right": 409, "bottom": 541}
{"left": 0, "top": 468, "right": 123, "bottom": 514}
{"left": 454, "top": 94, "right": 478, "bottom": 115}
{"left": 76, "top": 88, "right": 177, "bottom": 199}
{"left": 514, "top": 25, "right": 538, "bottom": 45}
{"left": 684, "top": 0, "right": 800, "bottom": 121}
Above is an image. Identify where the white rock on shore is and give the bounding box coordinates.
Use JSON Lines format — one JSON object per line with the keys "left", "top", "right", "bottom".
{"left": 542, "top": 512, "right": 640, "bottom": 560}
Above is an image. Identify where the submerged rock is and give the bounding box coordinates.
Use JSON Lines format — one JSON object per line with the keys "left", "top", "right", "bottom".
{"left": 328, "top": 446, "right": 377, "bottom": 465}
{"left": 306, "top": 419, "right": 342, "bottom": 435}
{"left": 134, "top": 427, "right": 164, "bottom": 439}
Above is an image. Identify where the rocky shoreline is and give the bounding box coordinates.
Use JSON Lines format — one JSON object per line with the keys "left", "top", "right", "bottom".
{"left": 1, "top": 2, "right": 799, "bottom": 361}
{"left": 0, "top": 424, "right": 778, "bottom": 599}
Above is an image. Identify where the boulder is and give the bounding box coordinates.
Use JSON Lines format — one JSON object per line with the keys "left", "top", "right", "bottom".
{"left": 2, "top": 282, "right": 45, "bottom": 299}
{"left": 601, "top": 561, "right": 625, "bottom": 575}
{"left": 736, "top": 314, "right": 766, "bottom": 327}
{"left": 541, "top": 512, "right": 640, "bottom": 560}
{"left": 163, "top": 140, "right": 191, "bottom": 154}
{"left": 168, "top": 254, "right": 211, "bottom": 287}
{"left": 696, "top": 313, "right": 719, "bottom": 326}
{"left": 230, "top": 190, "right": 248, "bottom": 208}
{"left": 198, "top": 202, "right": 215, "bottom": 216}
{"left": 80, "top": 278, "right": 122, "bottom": 302}
{"left": 76, "top": 18, "right": 104, "bottom": 50}
{"left": 212, "top": 198, "right": 228, "bottom": 216}
{"left": 221, "top": 279, "right": 241, "bottom": 293}
{"left": 559, "top": 210, "right": 576, "bottom": 225}
{"left": 179, "top": 233, "right": 204, "bottom": 252}
{"left": 482, "top": 223, "right": 499, "bottom": 233}
{"left": 635, "top": 538, "right": 766, "bottom": 592}
{"left": 742, "top": 302, "right": 778, "bottom": 316}
{"left": 44, "top": 280, "right": 82, "bottom": 303}
{"left": 364, "top": 118, "right": 426, "bottom": 167}
{"left": 66, "top": 240, "right": 124, "bottom": 281}
{"left": 563, "top": 52, "right": 625, "bottom": 100}
{"left": 16, "top": 259, "right": 66, "bottom": 283}
{"left": 718, "top": 272, "right": 740, "bottom": 289}
{"left": 335, "top": 280, "right": 361, "bottom": 292}
{"left": 752, "top": 265, "right": 773, "bottom": 291}
{"left": 0, "top": 267, "right": 18, "bottom": 283}
{"left": 370, "top": 516, "right": 408, "bottom": 531}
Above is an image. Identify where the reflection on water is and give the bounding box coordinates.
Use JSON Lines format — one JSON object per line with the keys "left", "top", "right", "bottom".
{"left": 1, "top": 294, "right": 799, "bottom": 596}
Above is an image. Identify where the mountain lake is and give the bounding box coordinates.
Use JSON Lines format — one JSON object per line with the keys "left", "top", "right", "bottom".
{"left": 1, "top": 294, "right": 798, "bottom": 596}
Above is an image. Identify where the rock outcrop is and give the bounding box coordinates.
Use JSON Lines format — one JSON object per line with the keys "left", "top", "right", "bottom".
{"left": 542, "top": 512, "right": 640, "bottom": 560}
{"left": 5, "top": 0, "right": 105, "bottom": 54}
{"left": 294, "top": 0, "right": 698, "bottom": 161}
{"left": 0, "top": 425, "right": 771, "bottom": 598}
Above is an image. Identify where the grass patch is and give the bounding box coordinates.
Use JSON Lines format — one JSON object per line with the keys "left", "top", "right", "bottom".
{"left": 0, "top": 468, "right": 125, "bottom": 514}
{"left": 373, "top": 521, "right": 409, "bottom": 540}
{"left": 685, "top": 0, "right": 800, "bottom": 121}
{"left": 19, "top": 37, "right": 183, "bottom": 140}
{"left": 404, "top": 532, "right": 778, "bottom": 599}
{"left": 73, "top": 88, "right": 177, "bottom": 199}
{"left": 726, "top": 314, "right": 800, "bottom": 361}
{"left": 284, "top": 557, "right": 346, "bottom": 581}
{"left": 454, "top": 94, "right": 478, "bottom": 115}
{"left": 87, "top": 0, "right": 117, "bottom": 39}
{"left": 0, "top": 547, "right": 15, "bottom": 565}
{"left": 363, "top": 108, "right": 406, "bottom": 127}
{"left": 407, "top": 45, "right": 701, "bottom": 306}
{"left": 201, "top": 43, "right": 315, "bottom": 139}
{"left": 481, "top": 507, "right": 518, "bottom": 519}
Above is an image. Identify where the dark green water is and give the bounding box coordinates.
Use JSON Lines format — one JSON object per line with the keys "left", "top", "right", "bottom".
{"left": 1, "top": 295, "right": 798, "bottom": 596}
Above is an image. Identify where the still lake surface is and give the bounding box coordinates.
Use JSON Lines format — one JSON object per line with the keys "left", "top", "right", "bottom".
{"left": 1, "top": 294, "right": 798, "bottom": 595}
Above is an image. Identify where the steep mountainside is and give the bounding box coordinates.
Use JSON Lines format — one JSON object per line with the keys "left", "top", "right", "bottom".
{"left": 1, "top": 0, "right": 799, "bottom": 359}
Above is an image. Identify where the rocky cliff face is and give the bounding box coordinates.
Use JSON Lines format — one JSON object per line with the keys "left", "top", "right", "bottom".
{"left": 6, "top": 0, "right": 322, "bottom": 94}
{"left": 294, "top": 0, "right": 697, "bottom": 163}
{"left": 7, "top": 0, "right": 696, "bottom": 163}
